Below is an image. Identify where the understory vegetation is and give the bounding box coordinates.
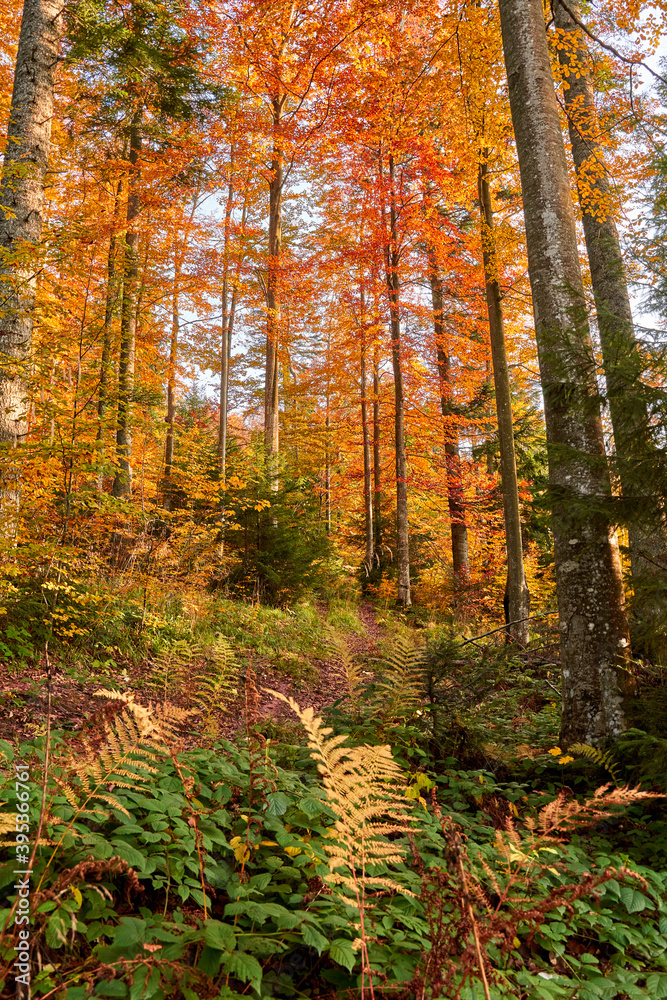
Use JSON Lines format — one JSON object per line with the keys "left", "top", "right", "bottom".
{"left": 1, "top": 555, "right": 667, "bottom": 999}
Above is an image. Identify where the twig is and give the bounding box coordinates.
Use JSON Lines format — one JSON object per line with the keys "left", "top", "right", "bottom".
{"left": 457, "top": 612, "right": 559, "bottom": 649}
{"left": 555, "top": 0, "right": 667, "bottom": 86}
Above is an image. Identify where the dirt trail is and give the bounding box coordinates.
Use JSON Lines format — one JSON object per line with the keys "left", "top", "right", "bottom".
{"left": 0, "top": 600, "right": 389, "bottom": 746}
{"left": 248, "top": 600, "right": 385, "bottom": 729}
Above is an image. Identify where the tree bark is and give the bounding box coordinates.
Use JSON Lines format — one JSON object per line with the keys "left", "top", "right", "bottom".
{"left": 384, "top": 154, "right": 411, "bottom": 607}
{"left": 112, "top": 112, "right": 142, "bottom": 498}
{"left": 265, "top": 96, "right": 283, "bottom": 469}
{"left": 163, "top": 256, "right": 179, "bottom": 506}
{"left": 372, "top": 338, "right": 382, "bottom": 557}
{"left": 360, "top": 285, "right": 374, "bottom": 573}
{"left": 96, "top": 179, "right": 123, "bottom": 490}
{"left": 0, "top": 0, "right": 62, "bottom": 451}
{"left": 554, "top": 0, "right": 667, "bottom": 593}
{"left": 478, "top": 160, "right": 530, "bottom": 642}
{"left": 427, "top": 250, "right": 470, "bottom": 583}
{"left": 498, "top": 0, "right": 631, "bottom": 745}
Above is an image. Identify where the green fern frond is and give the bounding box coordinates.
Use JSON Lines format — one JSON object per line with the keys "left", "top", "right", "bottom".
{"left": 325, "top": 626, "right": 362, "bottom": 712}
{"left": 373, "top": 634, "right": 424, "bottom": 723}
{"left": 569, "top": 742, "right": 623, "bottom": 786}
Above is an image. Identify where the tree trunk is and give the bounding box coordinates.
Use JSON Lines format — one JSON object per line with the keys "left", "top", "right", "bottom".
{"left": 372, "top": 338, "right": 382, "bottom": 557}
{"left": 498, "top": 0, "right": 631, "bottom": 745}
{"left": 112, "top": 112, "right": 142, "bottom": 498}
{"left": 265, "top": 97, "right": 283, "bottom": 468}
{"left": 427, "top": 250, "right": 470, "bottom": 582}
{"left": 384, "top": 154, "right": 411, "bottom": 607}
{"left": 554, "top": 0, "right": 667, "bottom": 612}
{"left": 163, "top": 257, "right": 179, "bottom": 507}
{"left": 0, "top": 0, "right": 62, "bottom": 454}
{"left": 360, "top": 285, "right": 374, "bottom": 572}
{"left": 478, "top": 160, "right": 530, "bottom": 642}
{"left": 218, "top": 153, "right": 235, "bottom": 475}
{"left": 96, "top": 179, "right": 123, "bottom": 490}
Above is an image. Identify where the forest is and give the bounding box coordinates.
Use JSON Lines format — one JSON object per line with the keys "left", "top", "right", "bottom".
{"left": 2, "top": 0, "right": 667, "bottom": 996}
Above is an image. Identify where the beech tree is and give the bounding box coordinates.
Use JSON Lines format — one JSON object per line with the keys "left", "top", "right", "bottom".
{"left": 554, "top": 0, "right": 667, "bottom": 620}
{"left": 498, "top": 0, "right": 632, "bottom": 744}
{"left": 0, "top": 0, "right": 63, "bottom": 451}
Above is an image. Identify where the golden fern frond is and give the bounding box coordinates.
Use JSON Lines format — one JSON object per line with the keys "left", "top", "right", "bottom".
{"left": 372, "top": 633, "right": 424, "bottom": 723}
{"left": 568, "top": 742, "right": 622, "bottom": 786}
{"left": 325, "top": 626, "right": 362, "bottom": 711}
{"left": 265, "top": 689, "right": 413, "bottom": 890}
{"left": 0, "top": 812, "right": 15, "bottom": 835}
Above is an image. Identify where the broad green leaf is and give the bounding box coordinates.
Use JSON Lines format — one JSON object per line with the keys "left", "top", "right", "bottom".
{"left": 203, "top": 920, "right": 235, "bottom": 953}
{"left": 647, "top": 974, "right": 667, "bottom": 999}
{"left": 224, "top": 951, "right": 263, "bottom": 992}
{"left": 302, "top": 922, "right": 329, "bottom": 954}
{"left": 329, "top": 939, "right": 356, "bottom": 972}
{"left": 620, "top": 887, "right": 650, "bottom": 913}
{"left": 266, "top": 791, "right": 290, "bottom": 816}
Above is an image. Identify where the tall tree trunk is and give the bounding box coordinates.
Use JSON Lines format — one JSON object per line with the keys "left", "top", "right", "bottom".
{"left": 427, "top": 250, "right": 470, "bottom": 582}
{"left": 498, "top": 0, "right": 631, "bottom": 745}
{"left": 372, "top": 338, "right": 382, "bottom": 558}
{"left": 112, "top": 112, "right": 142, "bottom": 498}
{"left": 265, "top": 97, "right": 283, "bottom": 469}
{"left": 478, "top": 160, "right": 530, "bottom": 642}
{"left": 0, "top": 0, "right": 62, "bottom": 470}
{"left": 163, "top": 257, "right": 179, "bottom": 507}
{"left": 384, "top": 154, "right": 411, "bottom": 607}
{"left": 96, "top": 179, "right": 123, "bottom": 490}
{"left": 218, "top": 174, "right": 247, "bottom": 474}
{"left": 554, "top": 0, "right": 667, "bottom": 619}
{"left": 218, "top": 152, "right": 235, "bottom": 474}
{"left": 360, "top": 285, "right": 374, "bottom": 572}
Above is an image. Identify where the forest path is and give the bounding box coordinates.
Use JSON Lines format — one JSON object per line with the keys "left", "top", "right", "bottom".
{"left": 0, "top": 597, "right": 390, "bottom": 746}
{"left": 247, "top": 599, "right": 386, "bottom": 732}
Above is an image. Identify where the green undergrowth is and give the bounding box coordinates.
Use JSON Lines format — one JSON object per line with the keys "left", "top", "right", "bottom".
{"left": 1, "top": 726, "right": 666, "bottom": 1000}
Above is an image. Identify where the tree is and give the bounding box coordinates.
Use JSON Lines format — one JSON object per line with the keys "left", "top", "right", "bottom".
{"left": 498, "top": 0, "right": 632, "bottom": 744}
{"left": 478, "top": 157, "right": 530, "bottom": 642}
{"left": 553, "top": 0, "right": 667, "bottom": 637}
{"left": 0, "top": 0, "right": 63, "bottom": 453}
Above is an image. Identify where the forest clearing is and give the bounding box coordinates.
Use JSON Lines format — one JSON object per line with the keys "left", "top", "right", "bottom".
{"left": 1, "top": 0, "right": 667, "bottom": 997}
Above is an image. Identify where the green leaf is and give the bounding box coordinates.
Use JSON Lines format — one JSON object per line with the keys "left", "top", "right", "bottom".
{"left": 203, "top": 920, "right": 235, "bottom": 953}
{"left": 0, "top": 739, "right": 14, "bottom": 762}
{"left": 329, "top": 939, "right": 356, "bottom": 972}
{"left": 620, "top": 887, "right": 650, "bottom": 913}
{"left": 110, "top": 840, "right": 148, "bottom": 870}
{"left": 299, "top": 796, "right": 324, "bottom": 817}
{"left": 113, "top": 917, "right": 146, "bottom": 948}
{"left": 197, "top": 945, "right": 224, "bottom": 977}
{"left": 302, "top": 922, "right": 329, "bottom": 954}
{"left": 266, "top": 791, "right": 290, "bottom": 816}
{"left": 647, "top": 974, "right": 667, "bottom": 999}
{"left": 224, "top": 951, "right": 263, "bottom": 992}
{"left": 45, "top": 912, "right": 69, "bottom": 949}
{"left": 95, "top": 981, "right": 129, "bottom": 998}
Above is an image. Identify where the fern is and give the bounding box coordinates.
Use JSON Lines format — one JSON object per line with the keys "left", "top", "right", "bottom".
{"left": 150, "top": 634, "right": 238, "bottom": 728}
{"left": 325, "top": 626, "right": 362, "bottom": 713}
{"left": 265, "top": 690, "right": 413, "bottom": 894}
{"left": 372, "top": 633, "right": 424, "bottom": 723}
{"left": 568, "top": 742, "right": 623, "bottom": 786}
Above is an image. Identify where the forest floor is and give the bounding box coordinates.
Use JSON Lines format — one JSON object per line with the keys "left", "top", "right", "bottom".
{"left": 0, "top": 598, "right": 391, "bottom": 746}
